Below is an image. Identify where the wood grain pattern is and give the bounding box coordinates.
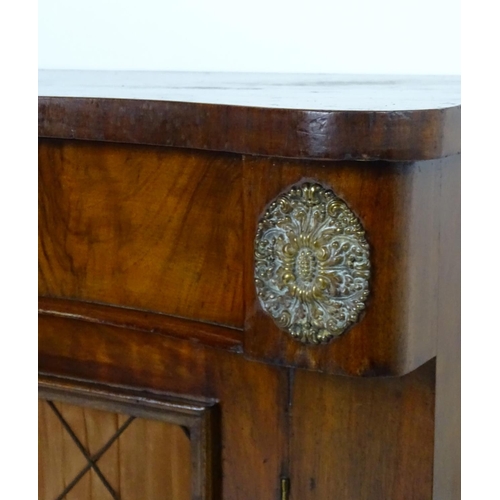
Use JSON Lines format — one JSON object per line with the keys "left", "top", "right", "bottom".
{"left": 39, "top": 314, "right": 289, "bottom": 500}
{"left": 38, "top": 400, "right": 88, "bottom": 499}
{"left": 105, "top": 414, "right": 191, "bottom": 500}
{"left": 39, "top": 374, "right": 218, "bottom": 499}
{"left": 38, "top": 399, "right": 191, "bottom": 500}
{"left": 290, "top": 360, "right": 436, "bottom": 500}
{"left": 39, "top": 296, "right": 243, "bottom": 352}
{"left": 38, "top": 72, "right": 460, "bottom": 162}
{"left": 38, "top": 73, "right": 460, "bottom": 498}
{"left": 243, "top": 155, "right": 458, "bottom": 376}
{"left": 64, "top": 470, "right": 114, "bottom": 500}
{"left": 38, "top": 139, "right": 244, "bottom": 329}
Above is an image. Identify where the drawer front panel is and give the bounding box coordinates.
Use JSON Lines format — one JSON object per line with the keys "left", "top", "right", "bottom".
{"left": 39, "top": 140, "right": 244, "bottom": 328}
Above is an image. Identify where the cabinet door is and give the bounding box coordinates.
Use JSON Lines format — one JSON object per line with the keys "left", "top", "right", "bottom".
{"left": 39, "top": 375, "right": 216, "bottom": 500}
{"left": 39, "top": 314, "right": 289, "bottom": 500}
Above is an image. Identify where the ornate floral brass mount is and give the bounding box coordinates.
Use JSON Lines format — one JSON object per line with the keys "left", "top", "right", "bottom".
{"left": 254, "top": 182, "right": 370, "bottom": 344}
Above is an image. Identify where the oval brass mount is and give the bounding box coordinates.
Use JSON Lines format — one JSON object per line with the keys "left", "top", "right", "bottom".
{"left": 254, "top": 182, "right": 370, "bottom": 344}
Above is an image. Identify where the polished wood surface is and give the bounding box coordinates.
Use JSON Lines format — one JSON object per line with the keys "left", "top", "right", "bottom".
{"left": 244, "top": 155, "right": 459, "bottom": 376}
{"left": 39, "top": 296, "right": 242, "bottom": 352}
{"left": 290, "top": 360, "right": 435, "bottom": 499}
{"left": 38, "top": 73, "right": 460, "bottom": 499}
{"left": 39, "top": 136, "right": 457, "bottom": 377}
{"left": 39, "top": 71, "right": 460, "bottom": 161}
{"left": 39, "top": 139, "right": 244, "bottom": 329}
{"left": 39, "top": 314, "right": 288, "bottom": 500}
{"left": 39, "top": 374, "right": 216, "bottom": 500}
{"left": 39, "top": 310, "right": 444, "bottom": 500}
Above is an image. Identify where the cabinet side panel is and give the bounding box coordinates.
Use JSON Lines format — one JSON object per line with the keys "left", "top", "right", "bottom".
{"left": 433, "top": 156, "right": 460, "bottom": 499}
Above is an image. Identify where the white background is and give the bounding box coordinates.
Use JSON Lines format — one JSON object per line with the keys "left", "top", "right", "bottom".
{"left": 38, "top": 0, "right": 460, "bottom": 74}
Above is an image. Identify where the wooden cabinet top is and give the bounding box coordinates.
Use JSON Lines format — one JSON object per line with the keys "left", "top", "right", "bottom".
{"left": 39, "top": 70, "right": 460, "bottom": 162}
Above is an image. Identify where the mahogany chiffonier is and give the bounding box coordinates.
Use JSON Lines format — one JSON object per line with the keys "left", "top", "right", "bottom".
{"left": 38, "top": 71, "right": 460, "bottom": 500}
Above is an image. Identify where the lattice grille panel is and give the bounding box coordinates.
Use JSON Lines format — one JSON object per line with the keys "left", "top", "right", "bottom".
{"left": 39, "top": 400, "right": 192, "bottom": 500}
